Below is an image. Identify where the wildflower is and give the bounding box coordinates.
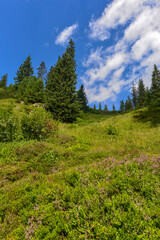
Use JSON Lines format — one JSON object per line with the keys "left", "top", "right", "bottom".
{"left": 152, "top": 164, "right": 159, "bottom": 168}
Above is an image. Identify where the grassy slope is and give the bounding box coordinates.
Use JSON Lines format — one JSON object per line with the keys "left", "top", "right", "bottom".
{"left": 0, "top": 99, "right": 160, "bottom": 240}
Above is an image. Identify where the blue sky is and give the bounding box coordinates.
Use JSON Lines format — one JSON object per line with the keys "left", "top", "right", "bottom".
{"left": 0, "top": 0, "right": 160, "bottom": 110}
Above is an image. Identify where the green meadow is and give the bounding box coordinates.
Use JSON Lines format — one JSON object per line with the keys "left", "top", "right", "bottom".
{"left": 0, "top": 99, "right": 160, "bottom": 239}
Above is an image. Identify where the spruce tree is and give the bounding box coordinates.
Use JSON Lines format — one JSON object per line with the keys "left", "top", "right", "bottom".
{"left": 120, "top": 100, "right": 125, "bottom": 112}
{"left": 104, "top": 104, "right": 108, "bottom": 112}
{"left": 93, "top": 104, "right": 96, "bottom": 110}
{"left": 45, "top": 40, "right": 79, "bottom": 122}
{"left": 37, "top": 61, "right": 47, "bottom": 81}
{"left": 150, "top": 64, "right": 160, "bottom": 108}
{"left": 112, "top": 104, "right": 116, "bottom": 112}
{"left": 77, "top": 84, "right": 88, "bottom": 111}
{"left": 145, "top": 87, "right": 151, "bottom": 107}
{"left": 124, "top": 100, "right": 128, "bottom": 112}
{"left": 14, "top": 55, "right": 34, "bottom": 85}
{"left": 125, "top": 96, "right": 133, "bottom": 111}
{"left": 127, "top": 96, "right": 133, "bottom": 110}
{"left": 99, "top": 102, "right": 102, "bottom": 111}
{"left": 0, "top": 74, "right": 8, "bottom": 88}
{"left": 131, "top": 82, "right": 137, "bottom": 108}
{"left": 137, "top": 79, "right": 146, "bottom": 108}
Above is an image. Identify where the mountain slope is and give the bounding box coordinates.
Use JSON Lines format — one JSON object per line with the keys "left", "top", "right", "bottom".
{"left": 0, "top": 99, "right": 160, "bottom": 239}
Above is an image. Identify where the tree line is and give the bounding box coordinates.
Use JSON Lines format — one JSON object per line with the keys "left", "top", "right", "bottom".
{"left": 0, "top": 40, "right": 88, "bottom": 122}
{"left": 120, "top": 65, "right": 160, "bottom": 112}
{"left": 92, "top": 65, "right": 160, "bottom": 113}
{"left": 0, "top": 39, "right": 160, "bottom": 121}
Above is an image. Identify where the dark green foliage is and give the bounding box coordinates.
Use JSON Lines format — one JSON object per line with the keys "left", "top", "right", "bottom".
{"left": 125, "top": 96, "right": 133, "bottom": 111}
{"left": 120, "top": 100, "right": 125, "bottom": 112}
{"left": 37, "top": 61, "right": 47, "bottom": 82}
{"left": 145, "top": 87, "right": 151, "bottom": 107}
{"left": 45, "top": 40, "right": 80, "bottom": 122}
{"left": 134, "top": 108, "right": 160, "bottom": 127}
{"left": 99, "top": 102, "right": 102, "bottom": 111}
{"left": 112, "top": 104, "right": 116, "bottom": 112}
{"left": 107, "top": 124, "right": 119, "bottom": 135}
{"left": 0, "top": 74, "right": 8, "bottom": 88}
{"left": 150, "top": 64, "right": 160, "bottom": 108}
{"left": 137, "top": 79, "right": 146, "bottom": 108}
{"left": 77, "top": 84, "right": 88, "bottom": 111}
{"left": 14, "top": 55, "right": 34, "bottom": 85}
{"left": 104, "top": 104, "right": 108, "bottom": 112}
{"left": 0, "top": 84, "right": 17, "bottom": 100}
{"left": 0, "top": 88, "right": 5, "bottom": 99}
{"left": 93, "top": 104, "right": 96, "bottom": 110}
{"left": 18, "top": 76, "right": 45, "bottom": 103}
{"left": 131, "top": 82, "right": 137, "bottom": 108}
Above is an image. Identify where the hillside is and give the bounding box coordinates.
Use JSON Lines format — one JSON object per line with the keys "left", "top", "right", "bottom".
{"left": 0, "top": 99, "right": 160, "bottom": 239}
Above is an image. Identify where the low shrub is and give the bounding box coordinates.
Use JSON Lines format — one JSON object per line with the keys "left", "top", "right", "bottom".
{"left": 107, "top": 124, "right": 119, "bottom": 135}
{"left": 21, "top": 108, "right": 58, "bottom": 141}
{"left": 0, "top": 109, "right": 21, "bottom": 142}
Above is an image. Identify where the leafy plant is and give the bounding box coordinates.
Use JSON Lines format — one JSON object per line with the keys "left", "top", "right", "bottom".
{"left": 107, "top": 124, "right": 119, "bottom": 135}
{"left": 0, "top": 109, "right": 21, "bottom": 142}
{"left": 21, "top": 108, "right": 57, "bottom": 140}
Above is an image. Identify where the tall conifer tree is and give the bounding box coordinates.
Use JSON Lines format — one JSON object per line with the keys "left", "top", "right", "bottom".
{"left": 45, "top": 40, "right": 79, "bottom": 122}
{"left": 0, "top": 74, "right": 8, "bottom": 88}
{"left": 14, "top": 55, "right": 34, "bottom": 85}
{"left": 104, "top": 104, "right": 108, "bottom": 112}
{"left": 37, "top": 61, "right": 47, "bottom": 81}
{"left": 77, "top": 84, "right": 88, "bottom": 111}
{"left": 150, "top": 64, "right": 160, "bottom": 108}
{"left": 125, "top": 96, "right": 133, "bottom": 111}
{"left": 137, "top": 79, "right": 146, "bottom": 108}
{"left": 131, "top": 82, "right": 137, "bottom": 108}
{"left": 120, "top": 100, "right": 125, "bottom": 112}
{"left": 145, "top": 87, "right": 151, "bottom": 107}
{"left": 112, "top": 104, "right": 116, "bottom": 112}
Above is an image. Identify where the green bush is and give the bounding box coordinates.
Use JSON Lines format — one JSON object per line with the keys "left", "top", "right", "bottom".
{"left": 0, "top": 109, "right": 21, "bottom": 142}
{"left": 21, "top": 108, "right": 57, "bottom": 140}
{"left": 18, "top": 76, "right": 45, "bottom": 103}
{"left": 0, "top": 88, "right": 5, "bottom": 99}
{"left": 107, "top": 124, "right": 119, "bottom": 135}
{"left": 0, "top": 85, "right": 17, "bottom": 99}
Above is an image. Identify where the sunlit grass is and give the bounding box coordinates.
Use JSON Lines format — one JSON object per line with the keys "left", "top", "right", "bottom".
{"left": 0, "top": 99, "right": 160, "bottom": 239}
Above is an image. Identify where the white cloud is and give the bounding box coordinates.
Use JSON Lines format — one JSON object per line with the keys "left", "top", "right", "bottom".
{"left": 85, "top": 51, "right": 127, "bottom": 86}
{"left": 89, "top": 0, "right": 147, "bottom": 41}
{"left": 82, "top": 48, "right": 103, "bottom": 67}
{"left": 83, "top": 0, "right": 160, "bottom": 103}
{"left": 132, "top": 31, "right": 160, "bottom": 60}
{"left": 124, "top": 6, "right": 160, "bottom": 42}
{"left": 55, "top": 24, "right": 78, "bottom": 46}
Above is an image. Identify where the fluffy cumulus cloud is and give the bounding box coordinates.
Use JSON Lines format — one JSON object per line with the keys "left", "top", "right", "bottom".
{"left": 55, "top": 24, "right": 78, "bottom": 46}
{"left": 83, "top": 0, "right": 160, "bottom": 103}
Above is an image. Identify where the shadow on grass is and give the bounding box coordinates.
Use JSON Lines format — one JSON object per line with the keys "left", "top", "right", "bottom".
{"left": 133, "top": 108, "right": 160, "bottom": 127}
